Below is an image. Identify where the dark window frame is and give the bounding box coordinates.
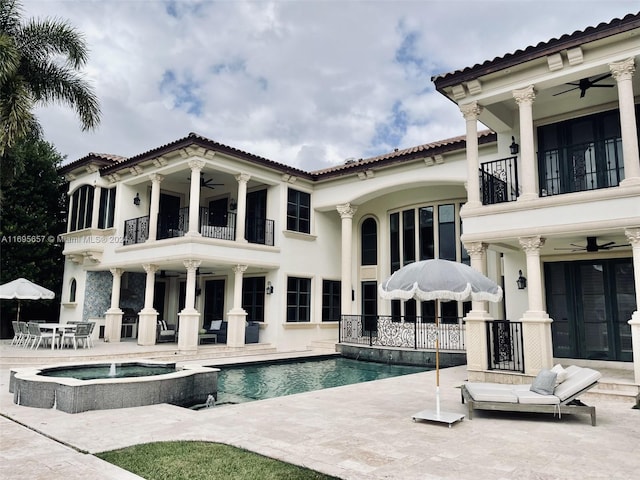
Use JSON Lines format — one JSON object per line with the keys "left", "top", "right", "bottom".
{"left": 286, "top": 188, "right": 311, "bottom": 234}
{"left": 321, "top": 279, "right": 341, "bottom": 321}
{"left": 286, "top": 276, "right": 311, "bottom": 322}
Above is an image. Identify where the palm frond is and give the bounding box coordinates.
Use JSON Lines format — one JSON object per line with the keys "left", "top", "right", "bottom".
{"left": 18, "top": 18, "right": 89, "bottom": 68}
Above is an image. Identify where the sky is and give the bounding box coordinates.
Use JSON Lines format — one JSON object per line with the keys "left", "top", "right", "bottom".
{"left": 23, "top": 0, "right": 639, "bottom": 171}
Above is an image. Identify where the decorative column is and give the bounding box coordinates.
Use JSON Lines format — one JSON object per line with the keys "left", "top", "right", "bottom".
{"left": 235, "top": 173, "right": 250, "bottom": 243}
{"left": 178, "top": 259, "right": 201, "bottom": 352}
{"left": 90, "top": 186, "right": 101, "bottom": 229}
{"left": 518, "top": 235, "right": 553, "bottom": 375}
{"left": 137, "top": 264, "right": 159, "bottom": 346}
{"left": 463, "top": 242, "right": 495, "bottom": 377}
{"left": 625, "top": 227, "right": 640, "bottom": 384}
{"left": 337, "top": 203, "right": 357, "bottom": 315}
{"left": 610, "top": 58, "right": 640, "bottom": 186}
{"left": 104, "top": 268, "right": 124, "bottom": 342}
{"left": 460, "top": 102, "right": 483, "bottom": 208}
{"left": 227, "top": 264, "right": 248, "bottom": 347}
{"left": 513, "top": 85, "right": 538, "bottom": 201}
{"left": 146, "top": 174, "right": 164, "bottom": 241}
{"left": 186, "top": 159, "right": 205, "bottom": 236}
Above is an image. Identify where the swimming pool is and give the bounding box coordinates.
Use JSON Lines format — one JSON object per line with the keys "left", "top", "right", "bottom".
{"left": 214, "top": 356, "right": 427, "bottom": 404}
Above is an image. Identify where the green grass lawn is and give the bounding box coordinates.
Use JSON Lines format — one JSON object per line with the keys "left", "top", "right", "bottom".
{"left": 97, "top": 440, "right": 341, "bottom": 480}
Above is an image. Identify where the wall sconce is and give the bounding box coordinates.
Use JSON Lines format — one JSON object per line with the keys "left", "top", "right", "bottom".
{"left": 516, "top": 270, "right": 527, "bottom": 290}
{"left": 266, "top": 281, "right": 274, "bottom": 295}
{"left": 133, "top": 193, "right": 141, "bottom": 206}
{"left": 229, "top": 198, "right": 237, "bottom": 211}
{"left": 509, "top": 136, "right": 520, "bottom": 155}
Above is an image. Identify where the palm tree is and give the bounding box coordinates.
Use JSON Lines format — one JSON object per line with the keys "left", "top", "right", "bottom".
{"left": 0, "top": 0, "right": 100, "bottom": 161}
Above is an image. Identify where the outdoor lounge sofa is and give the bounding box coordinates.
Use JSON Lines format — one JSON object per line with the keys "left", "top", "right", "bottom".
{"left": 461, "top": 365, "right": 602, "bottom": 426}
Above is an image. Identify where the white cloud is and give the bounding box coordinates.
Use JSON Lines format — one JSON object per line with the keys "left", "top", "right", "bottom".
{"left": 25, "top": 0, "right": 637, "bottom": 170}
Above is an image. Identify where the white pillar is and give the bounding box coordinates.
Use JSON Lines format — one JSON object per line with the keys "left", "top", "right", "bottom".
{"left": 460, "top": 102, "right": 483, "bottom": 208}
{"left": 610, "top": 58, "right": 640, "bottom": 186}
{"left": 625, "top": 227, "right": 640, "bottom": 384}
{"left": 518, "top": 235, "right": 553, "bottom": 374}
{"left": 337, "top": 203, "right": 357, "bottom": 315}
{"left": 90, "top": 186, "right": 101, "bottom": 229}
{"left": 463, "top": 242, "right": 494, "bottom": 376}
{"left": 146, "top": 174, "right": 164, "bottom": 241}
{"left": 227, "top": 264, "right": 248, "bottom": 347}
{"left": 178, "top": 259, "right": 201, "bottom": 352}
{"left": 235, "top": 173, "right": 250, "bottom": 243}
{"left": 104, "top": 268, "right": 123, "bottom": 342}
{"left": 513, "top": 85, "right": 538, "bottom": 201}
{"left": 137, "top": 264, "right": 159, "bottom": 346}
{"left": 186, "top": 160, "right": 205, "bottom": 236}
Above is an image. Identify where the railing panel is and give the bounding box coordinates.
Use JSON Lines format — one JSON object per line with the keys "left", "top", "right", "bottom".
{"left": 486, "top": 320, "right": 524, "bottom": 373}
{"left": 480, "top": 156, "right": 519, "bottom": 205}
{"left": 123, "top": 216, "right": 149, "bottom": 245}
{"left": 339, "top": 315, "right": 465, "bottom": 351}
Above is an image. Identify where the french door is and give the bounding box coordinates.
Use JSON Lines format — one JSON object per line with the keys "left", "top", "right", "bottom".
{"left": 545, "top": 259, "right": 635, "bottom": 361}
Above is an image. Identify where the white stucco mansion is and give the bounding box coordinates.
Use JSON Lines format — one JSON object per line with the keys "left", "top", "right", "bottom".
{"left": 58, "top": 13, "right": 640, "bottom": 383}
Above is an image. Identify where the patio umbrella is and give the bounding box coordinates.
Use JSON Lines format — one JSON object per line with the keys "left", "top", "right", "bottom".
{"left": 379, "top": 259, "right": 503, "bottom": 426}
{"left": 0, "top": 278, "right": 55, "bottom": 322}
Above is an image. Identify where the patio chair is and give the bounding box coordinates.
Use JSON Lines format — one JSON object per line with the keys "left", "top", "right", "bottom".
{"left": 10, "top": 321, "right": 24, "bottom": 346}
{"left": 27, "top": 322, "right": 57, "bottom": 349}
{"left": 156, "top": 320, "right": 177, "bottom": 343}
{"left": 460, "top": 365, "right": 602, "bottom": 426}
{"left": 61, "top": 323, "right": 92, "bottom": 349}
{"left": 18, "top": 322, "right": 31, "bottom": 348}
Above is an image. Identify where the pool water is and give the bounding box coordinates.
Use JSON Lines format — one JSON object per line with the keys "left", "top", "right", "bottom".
{"left": 215, "top": 356, "right": 427, "bottom": 404}
{"left": 41, "top": 364, "right": 176, "bottom": 380}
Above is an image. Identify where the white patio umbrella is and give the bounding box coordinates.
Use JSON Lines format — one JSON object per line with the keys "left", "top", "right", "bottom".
{"left": 0, "top": 278, "right": 55, "bottom": 322}
{"left": 379, "top": 259, "right": 503, "bottom": 426}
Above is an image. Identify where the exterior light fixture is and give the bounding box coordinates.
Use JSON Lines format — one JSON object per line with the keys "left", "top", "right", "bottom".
{"left": 509, "top": 136, "right": 520, "bottom": 155}
{"left": 134, "top": 193, "right": 141, "bottom": 206}
{"left": 229, "top": 198, "right": 237, "bottom": 211}
{"left": 266, "top": 281, "right": 274, "bottom": 295}
{"left": 516, "top": 270, "right": 527, "bottom": 290}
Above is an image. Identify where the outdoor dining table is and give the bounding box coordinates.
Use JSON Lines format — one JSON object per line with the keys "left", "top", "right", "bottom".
{"left": 37, "top": 323, "right": 76, "bottom": 350}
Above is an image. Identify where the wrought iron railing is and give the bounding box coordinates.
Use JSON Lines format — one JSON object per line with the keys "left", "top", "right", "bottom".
{"left": 157, "top": 207, "right": 188, "bottom": 240}
{"left": 538, "top": 137, "right": 623, "bottom": 196}
{"left": 479, "top": 156, "right": 519, "bottom": 205}
{"left": 123, "top": 216, "right": 149, "bottom": 245}
{"left": 339, "top": 315, "right": 465, "bottom": 351}
{"left": 486, "top": 320, "right": 524, "bottom": 373}
{"left": 246, "top": 217, "right": 275, "bottom": 246}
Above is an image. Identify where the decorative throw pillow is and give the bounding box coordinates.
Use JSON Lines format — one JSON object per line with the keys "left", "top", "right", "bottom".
{"left": 209, "top": 320, "right": 223, "bottom": 331}
{"left": 530, "top": 369, "right": 558, "bottom": 395}
{"left": 551, "top": 364, "right": 569, "bottom": 385}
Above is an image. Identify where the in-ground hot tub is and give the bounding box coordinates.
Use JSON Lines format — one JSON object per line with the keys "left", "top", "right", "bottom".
{"left": 9, "top": 360, "right": 218, "bottom": 414}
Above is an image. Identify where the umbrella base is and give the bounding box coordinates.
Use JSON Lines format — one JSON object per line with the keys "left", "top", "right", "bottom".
{"left": 412, "top": 409, "right": 465, "bottom": 428}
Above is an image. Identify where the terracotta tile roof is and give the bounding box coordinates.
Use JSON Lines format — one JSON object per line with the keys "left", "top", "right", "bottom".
{"left": 432, "top": 12, "right": 640, "bottom": 90}
{"left": 58, "top": 152, "right": 127, "bottom": 175}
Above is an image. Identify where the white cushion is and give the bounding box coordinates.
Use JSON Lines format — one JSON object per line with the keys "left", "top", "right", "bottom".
{"left": 551, "top": 364, "right": 569, "bottom": 384}
{"left": 464, "top": 383, "right": 518, "bottom": 403}
{"left": 209, "top": 320, "right": 223, "bottom": 331}
{"left": 516, "top": 390, "right": 560, "bottom": 405}
{"left": 553, "top": 367, "right": 601, "bottom": 401}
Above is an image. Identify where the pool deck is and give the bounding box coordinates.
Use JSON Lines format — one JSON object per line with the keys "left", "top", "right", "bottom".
{"left": 1, "top": 342, "right": 639, "bottom": 480}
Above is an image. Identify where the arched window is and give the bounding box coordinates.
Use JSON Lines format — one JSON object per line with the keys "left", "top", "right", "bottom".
{"left": 361, "top": 218, "right": 377, "bottom": 266}
{"left": 69, "top": 185, "right": 94, "bottom": 231}
{"left": 69, "top": 278, "right": 77, "bottom": 303}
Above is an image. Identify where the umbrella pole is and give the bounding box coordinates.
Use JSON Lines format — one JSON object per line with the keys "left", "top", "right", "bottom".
{"left": 435, "top": 299, "right": 440, "bottom": 416}
{"left": 17, "top": 300, "right": 21, "bottom": 322}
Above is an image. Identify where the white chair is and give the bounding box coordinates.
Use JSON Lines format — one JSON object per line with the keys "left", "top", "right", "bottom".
{"left": 62, "top": 323, "right": 92, "bottom": 349}
{"left": 27, "top": 322, "right": 56, "bottom": 349}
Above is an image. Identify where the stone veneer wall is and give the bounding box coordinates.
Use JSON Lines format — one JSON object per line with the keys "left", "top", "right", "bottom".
{"left": 82, "top": 271, "right": 145, "bottom": 321}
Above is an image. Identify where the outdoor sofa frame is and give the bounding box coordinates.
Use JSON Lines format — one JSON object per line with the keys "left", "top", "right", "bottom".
{"left": 460, "top": 366, "right": 601, "bottom": 426}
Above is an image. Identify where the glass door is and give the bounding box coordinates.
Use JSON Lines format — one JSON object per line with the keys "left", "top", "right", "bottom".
{"left": 204, "top": 279, "right": 225, "bottom": 330}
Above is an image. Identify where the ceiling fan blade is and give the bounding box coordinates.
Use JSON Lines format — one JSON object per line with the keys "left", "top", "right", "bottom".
{"left": 589, "top": 84, "right": 614, "bottom": 88}
{"left": 553, "top": 86, "right": 580, "bottom": 96}
{"left": 580, "top": 89, "right": 586, "bottom": 98}
{"left": 608, "top": 244, "right": 631, "bottom": 249}
{"left": 599, "top": 241, "right": 616, "bottom": 249}
{"left": 589, "top": 73, "right": 612, "bottom": 84}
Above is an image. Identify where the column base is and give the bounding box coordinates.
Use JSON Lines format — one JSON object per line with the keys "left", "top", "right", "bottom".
{"left": 178, "top": 309, "right": 200, "bottom": 352}
{"left": 137, "top": 309, "right": 158, "bottom": 346}
{"left": 620, "top": 177, "right": 640, "bottom": 187}
{"left": 227, "top": 309, "right": 248, "bottom": 347}
{"left": 104, "top": 308, "right": 123, "bottom": 343}
{"left": 517, "top": 192, "right": 539, "bottom": 202}
{"left": 628, "top": 311, "right": 640, "bottom": 384}
{"left": 518, "top": 312, "right": 554, "bottom": 375}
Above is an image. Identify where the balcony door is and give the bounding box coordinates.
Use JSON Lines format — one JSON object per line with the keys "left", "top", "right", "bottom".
{"left": 545, "top": 259, "right": 635, "bottom": 361}
{"left": 246, "top": 189, "right": 267, "bottom": 243}
{"left": 158, "top": 193, "right": 181, "bottom": 238}
{"left": 203, "top": 279, "right": 225, "bottom": 330}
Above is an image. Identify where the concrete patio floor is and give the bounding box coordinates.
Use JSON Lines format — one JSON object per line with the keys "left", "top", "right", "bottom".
{"left": 1, "top": 343, "right": 638, "bottom": 480}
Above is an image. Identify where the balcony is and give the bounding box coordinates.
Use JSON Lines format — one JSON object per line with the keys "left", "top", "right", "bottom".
{"left": 123, "top": 207, "right": 274, "bottom": 246}
{"left": 479, "top": 156, "right": 519, "bottom": 205}
{"left": 539, "top": 137, "right": 623, "bottom": 197}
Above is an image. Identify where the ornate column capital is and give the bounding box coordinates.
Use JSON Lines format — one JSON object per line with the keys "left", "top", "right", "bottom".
{"left": 149, "top": 173, "right": 164, "bottom": 184}
{"left": 142, "top": 264, "right": 159, "bottom": 275}
{"left": 336, "top": 203, "right": 357, "bottom": 219}
{"left": 183, "top": 259, "right": 202, "bottom": 271}
{"left": 463, "top": 241, "right": 486, "bottom": 257}
{"left": 610, "top": 58, "right": 635, "bottom": 82}
{"left": 625, "top": 227, "right": 640, "bottom": 246}
{"left": 513, "top": 85, "right": 536, "bottom": 106}
{"left": 188, "top": 159, "right": 206, "bottom": 171}
{"left": 235, "top": 173, "right": 251, "bottom": 184}
{"left": 460, "top": 101, "right": 483, "bottom": 120}
{"left": 110, "top": 268, "right": 123, "bottom": 277}
{"left": 233, "top": 264, "right": 248, "bottom": 275}
{"left": 519, "top": 235, "right": 545, "bottom": 253}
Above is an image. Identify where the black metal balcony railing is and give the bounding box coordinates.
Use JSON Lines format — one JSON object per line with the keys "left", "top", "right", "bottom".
{"left": 539, "top": 137, "right": 624, "bottom": 197}
{"left": 486, "top": 320, "right": 524, "bottom": 373}
{"left": 124, "top": 207, "right": 274, "bottom": 246}
{"left": 480, "top": 156, "right": 519, "bottom": 205}
{"left": 339, "top": 315, "right": 466, "bottom": 351}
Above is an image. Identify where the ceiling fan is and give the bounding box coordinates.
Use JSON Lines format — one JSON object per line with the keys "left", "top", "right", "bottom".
{"left": 553, "top": 73, "right": 614, "bottom": 98}
{"left": 555, "top": 236, "right": 630, "bottom": 252}
{"left": 187, "top": 172, "right": 224, "bottom": 190}
{"left": 157, "top": 270, "right": 180, "bottom": 278}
